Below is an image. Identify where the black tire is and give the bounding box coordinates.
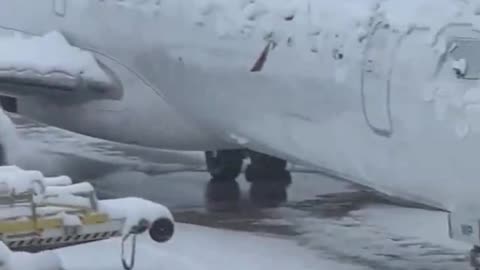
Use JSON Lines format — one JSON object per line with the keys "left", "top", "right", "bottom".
{"left": 205, "top": 180, "right": 241, "bottom": 212}
{"left": 248, "top": 151, "right": 287, "bottom": 171}
{"left": 245, "top": 166, "right": 292, "bottom": 184}
{"left": 245, "top": 151, "right": 290, "bottom": 184}
{"left": 205, "top": 150, "right": 243, "bottom": 181}
{"left": 0, "top": 143, "right": 7, "bottom": 166}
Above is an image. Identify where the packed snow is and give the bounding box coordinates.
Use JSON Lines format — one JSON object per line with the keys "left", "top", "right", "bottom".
{"left": 0, "top": 31, "right": 111, "bottom": 84}
{"left": 0, "top": 243, "right": 63, "bottom": 270}
{"left": 57, "top": 223, "right": 366, "bottom": 270}
{"left": 99, "top": 197, "right": 174, "bottom": 235}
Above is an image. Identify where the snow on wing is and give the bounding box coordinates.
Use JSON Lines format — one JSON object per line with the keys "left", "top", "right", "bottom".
{"left": 0, "top": 31, "right": 122, "bottom": 101}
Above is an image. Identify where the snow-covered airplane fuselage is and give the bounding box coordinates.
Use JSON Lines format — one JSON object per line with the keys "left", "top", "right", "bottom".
{"left": 1, "top": 0, "right": 480, "bottom": 210}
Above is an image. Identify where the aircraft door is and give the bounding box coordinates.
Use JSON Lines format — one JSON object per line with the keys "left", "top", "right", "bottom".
{"left": 361, "top": 22, "right": 400, "bottom": 137}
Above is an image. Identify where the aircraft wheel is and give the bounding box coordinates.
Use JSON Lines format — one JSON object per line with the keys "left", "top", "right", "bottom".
{"left": 470, "top": 246, "right": 480, "bottom": 270}
{"left": 205, "top": 150, "right": 243, "bottom": 181}
{"left": 245, "top": 151, "right": 291, "bottom": 185}
{"left": 205, "top": 180, "right": 241, "bottom": 211}
{"left": 0, "top": 143, "right": 6, "bottom": 166}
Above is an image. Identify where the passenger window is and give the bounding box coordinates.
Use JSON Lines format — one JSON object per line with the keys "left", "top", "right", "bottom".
{"left": 53, "top": 0, "right": 66, "bottom": 17}
{"left": 449, "top": 38, "right": 480, "bottom": 80}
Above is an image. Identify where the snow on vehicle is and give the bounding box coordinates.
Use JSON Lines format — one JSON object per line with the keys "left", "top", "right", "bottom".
{"left": 0, "top": 165, "right": 175, "bottom": 270}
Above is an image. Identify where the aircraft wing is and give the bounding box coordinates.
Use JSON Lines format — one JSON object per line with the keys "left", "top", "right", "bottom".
{"left": 10, "top": 113, "right": 206, "bottom": 178}
{"left": 0, "top": 31, "right": 122, "bottom": 103}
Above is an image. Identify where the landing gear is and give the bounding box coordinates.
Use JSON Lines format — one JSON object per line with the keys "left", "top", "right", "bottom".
{"left": 245, "top": 151, "right": 291, "bottom": 185}
{"left": 204, "top": 180, "right": 241, "bottom": 212}
{"left": 246, "top": 151, "right": 291, "bottom": 207}
{"left": 470, "top": 246, "right": 480, "bottom": 270}
{"left": 205, "top": 150, "right": 244, "bottom": 181}
{"left": 204, "top": 149, "right": 291, "bottom": 207}
{"left": 0, "top": 143, "right": 6, "bottom": 166}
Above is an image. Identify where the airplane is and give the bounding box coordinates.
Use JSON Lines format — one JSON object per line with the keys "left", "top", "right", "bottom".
{"left": 0, "top": 0, "right": 480, "bottom": 213}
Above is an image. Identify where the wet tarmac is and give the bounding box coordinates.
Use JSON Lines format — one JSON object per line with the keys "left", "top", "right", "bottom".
{"left": 89, "top": 170, "right": 469, "bottom": 270}
{"left": 92, "top": 171, "right": 363, "bottom": 236}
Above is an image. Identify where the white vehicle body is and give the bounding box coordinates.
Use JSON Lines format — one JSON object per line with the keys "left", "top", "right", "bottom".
{"left": 1, "top": 0, "right": 480, "bottom": 210}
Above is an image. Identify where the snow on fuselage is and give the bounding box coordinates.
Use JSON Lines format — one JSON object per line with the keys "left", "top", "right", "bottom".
{"left": 139, "top": 0, "right": 480, "bottom": 210}
{"left": 1, "top": 0, "right": 480, "bottom": 209}
{"left": 0, "top": 0, "right": 233, "bottom": 151}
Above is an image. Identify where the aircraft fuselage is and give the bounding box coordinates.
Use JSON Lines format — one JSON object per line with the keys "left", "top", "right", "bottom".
{"left": 2, "top": 0, "right": 480, "bottom": 208}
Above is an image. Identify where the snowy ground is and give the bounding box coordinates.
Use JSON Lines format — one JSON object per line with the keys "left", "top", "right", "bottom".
{"left": 59, "top": 223, "right": 365, "bottom": 270}
{"left": 3, "top": 114, "right": 475, "bottom": 270}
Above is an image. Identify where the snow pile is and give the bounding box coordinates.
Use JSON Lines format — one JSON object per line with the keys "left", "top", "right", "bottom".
{"left": 44, "top": 182, "right": 93, "bottom": 196}
{"left": 0, "top": 166, "right": 97, "bottom": 220}
{"left": 0, "top": 242, "right": 63, "bottom": 270}
{"left": 0, "top": 31, "right": 110, "bottom": 84}
{"left": 0, "top": 166, "right": 44, "bottom": 194}
{"left": 0, "top": 165, "right": 73, "bottom": 195}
